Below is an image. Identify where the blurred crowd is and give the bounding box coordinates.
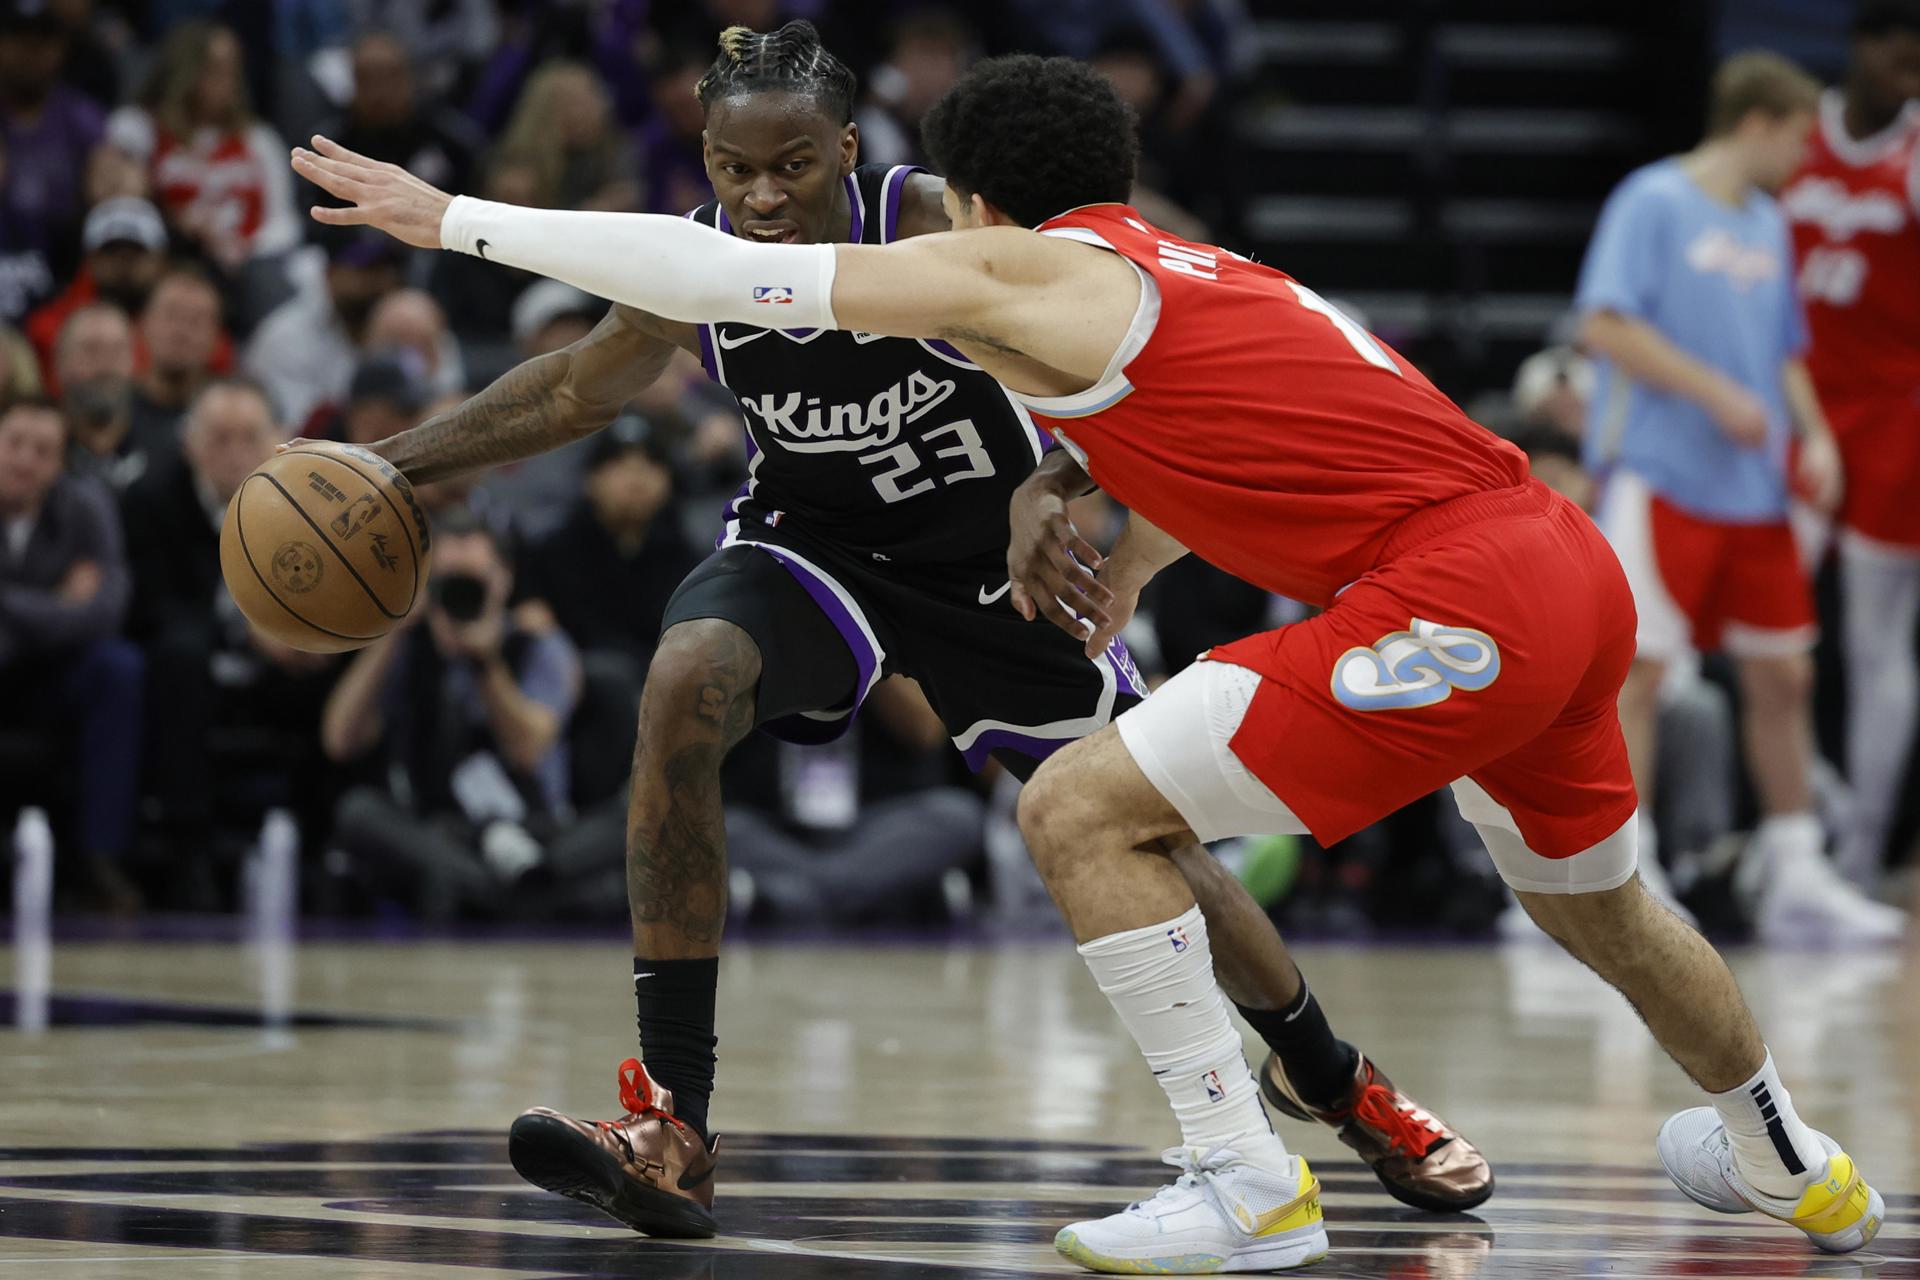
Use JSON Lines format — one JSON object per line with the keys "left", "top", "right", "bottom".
{"left": 0, "top": 0, "right": 1912, "bottom": 943}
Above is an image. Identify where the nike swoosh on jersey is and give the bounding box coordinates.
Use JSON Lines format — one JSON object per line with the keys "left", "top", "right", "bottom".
{"left": 714, "top": 328, "right": 771, "bottom": 350}
{"left": 977, "top": 581, "right": 1013, "bottom": 606}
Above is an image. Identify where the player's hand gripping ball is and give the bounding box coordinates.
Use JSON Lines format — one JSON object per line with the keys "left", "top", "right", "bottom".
{"left": 218, "top": 442, "right": 433, "bottom": 652}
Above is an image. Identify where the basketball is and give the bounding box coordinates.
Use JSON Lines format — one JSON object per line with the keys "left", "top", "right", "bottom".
{"left": 218, "top": 443, "right": 433, "bottom": 653}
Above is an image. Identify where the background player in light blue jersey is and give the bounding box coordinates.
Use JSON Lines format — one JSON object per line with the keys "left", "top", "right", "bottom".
{"left": 1576, "top": 51, "right": 1905, "bottom": 944}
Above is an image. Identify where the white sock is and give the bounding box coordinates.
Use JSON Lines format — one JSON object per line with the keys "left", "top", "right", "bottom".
{"left": 1709, "top": 1050, "right": 1825, "bottom": 1199}
{"left": 1078, "top": 905, "right": 1290, "bottom": 1169}
{"left": 1753, "top": 812, "right": 1822, "bottom": 872}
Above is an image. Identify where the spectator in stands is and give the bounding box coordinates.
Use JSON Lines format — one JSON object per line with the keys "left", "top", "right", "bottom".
{"left": 1510, "top": 344, "right": 1595, "bottom": 441}
{"left": 245, "top": 231, "right": 405, "bottom": 429}
{"left": 322, "top": 504, "right": 581, "bottom": 921}
{"left": 363, "top": 286, "right": 464, "bottom": 403}
{"left": 472, "top": 281, "right": 605, "bottom": 534}
{"left": 1007, "top": 0, "right": 1227, "bottom": 129}
{"left": 517, "top": 414, "right": 699, "bottom": 676}
{"left": 855, "top": 7, "right": 973, "bottom": 168}
{"left": 132, "top": 265, "right": 222, "bottom": 435}
{"left": 718, "top": 677, "right": 988, "bottom": 925}
{"left": 492, "top": 61, "right": 639, "bottom": 214}
{"left": 47, "top": 0, "right": 122, "bottom": 111}
{"left": 0, "top": 395, "right": 141, "bottom": 910}
{"left": 0, "top": 323, "right": 38, "bottom": 400}
{"left": 1506, "top": 422, "right": 1595, "bottom": 511}
{"left": 300, "top": 352, "right": 428, "bottom": 449}
{"left": 56, "top": 301, "right": 178, "bottom": 493}
{"left": 639, "top": 39, "right": 718, "bottom": 216}
{"left": 314, "top": 29, "right": 481, "bottom": 197}
{"left": 1577, "top": 51, "right": 1903, "bottom": 942}
{"left": 104, "top": 21, "right": 300, "bottom": 280}
{"left": 0, "top": 0, "right": 103, "bottom": 272}
{"left": 122, "top": 378, "right": 338, "bottom": 855}
{"left": 24, "top": 197, "right": 166, "bottom": 386}
{"left": 426, "top": 154, "right": 545, "bottom": 342}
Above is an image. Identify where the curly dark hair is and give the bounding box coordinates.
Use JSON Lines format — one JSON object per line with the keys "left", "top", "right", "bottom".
{"left": 694, "top": 20, "right": 858, "bottom": 125}
{"left": 921, "top": 55, "right": 1139, "bottom": 228}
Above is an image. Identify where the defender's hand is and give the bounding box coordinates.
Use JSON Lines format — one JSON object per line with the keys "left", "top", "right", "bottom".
{"left": 1007, "top": 478, "right": 1111, "bottom": 640}
{"left": 292, "top": 135, "right": 452, "bottom": 250}
{"left": 1080, "top": 575, "right": 1139, "bottom": 661}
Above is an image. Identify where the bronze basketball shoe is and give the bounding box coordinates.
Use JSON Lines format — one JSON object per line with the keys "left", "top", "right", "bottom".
{"left": 1261, "top": 1050, "right": 1493, "bottom": 1213}
{"left": 509, "top": 1057, "right": 719, "bottom": 1237}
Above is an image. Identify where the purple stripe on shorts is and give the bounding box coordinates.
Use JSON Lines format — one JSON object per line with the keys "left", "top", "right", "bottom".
{"left": 960, "top": 728, "right": 1077, "bottom": 772}
{"left": 749, "top": 542, "right": 880, "bottom": 743}
{"left": 883, "top": 165, "right": 925, "bottom": 243}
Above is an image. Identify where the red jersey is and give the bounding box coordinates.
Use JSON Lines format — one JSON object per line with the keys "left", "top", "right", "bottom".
{"left": 1781, "top": 92, "right": 1920, "bottom": 399}
{"left": 1015, "top": 205, "right": 1528, "bottom": 607}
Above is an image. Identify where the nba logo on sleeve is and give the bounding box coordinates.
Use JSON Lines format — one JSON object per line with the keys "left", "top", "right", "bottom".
{"left": 753, "top": 286, "right": 794, "bottom": 305}
{"left": 1166, "top": 925, "right": 1190, "bottom": 953}
{"left": 1202, "top": 1070, "right": 1226, "bottom": 1102}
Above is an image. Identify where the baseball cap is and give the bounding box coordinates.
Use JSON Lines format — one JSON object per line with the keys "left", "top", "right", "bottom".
{"left": 585, "top": 413, "right": 672, "bottom": 471}
{"left": 511, "top": 279, "right": 601, "bottom": 346}
{"left": 82, "top": 198, "right": 167, "bottom": 254}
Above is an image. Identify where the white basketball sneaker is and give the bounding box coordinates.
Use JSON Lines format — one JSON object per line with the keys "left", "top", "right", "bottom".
{"left": 1742, "top": 842, "right": 1907, "bottom": 945}
{"left": 1657, "top": 1108, "right": 1885, "bottom": 1254}
{"left": 1055, "top": 1146, "right": 1328, "bottom": 1274}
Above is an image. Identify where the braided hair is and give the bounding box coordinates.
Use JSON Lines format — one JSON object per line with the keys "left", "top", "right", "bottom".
{"left": 694, "top": 21, "right": 858, "bottom": 125}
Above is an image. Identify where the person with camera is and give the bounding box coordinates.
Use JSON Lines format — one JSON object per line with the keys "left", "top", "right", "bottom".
{"left": 321, "top": 502, "right": 580, "bottom": 920}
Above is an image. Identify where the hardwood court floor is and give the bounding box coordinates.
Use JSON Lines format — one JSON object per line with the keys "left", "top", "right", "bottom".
{"left": 1, "top": 932, "right": 1915, "bottom": 1277}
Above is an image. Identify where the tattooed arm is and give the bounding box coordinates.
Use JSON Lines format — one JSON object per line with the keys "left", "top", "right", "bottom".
{"left": 311, "top": 305, "right": 698, "bottom": 484}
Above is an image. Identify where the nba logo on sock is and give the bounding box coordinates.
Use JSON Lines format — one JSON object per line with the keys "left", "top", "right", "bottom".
{"left": 1166, "top": 926, "right": 1190, "bottom": 953}
{"left": 753, "top": 286, "right": 794, "bottom": 304}
{"left": 1203, "top": 1070, "right": 1225, "bottom": 1102}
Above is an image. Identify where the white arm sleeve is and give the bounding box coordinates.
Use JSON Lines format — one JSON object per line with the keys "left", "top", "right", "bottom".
{"left": 439, "top": 195, "right": 840, "bottom": 329}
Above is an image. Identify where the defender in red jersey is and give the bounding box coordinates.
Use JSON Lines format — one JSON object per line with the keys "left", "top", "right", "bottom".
{"left": 1780, "top": 1, "right": 1920, "bottom": 889}
{"left": 301, "top": 51, "right": 1886, "bottom": 1273}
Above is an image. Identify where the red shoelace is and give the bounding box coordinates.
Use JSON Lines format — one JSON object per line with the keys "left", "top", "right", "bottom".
{"left": 1352, "top": 1080, "right": 1444, "bottom": 1159}
{"left": 599, "top": 1057, "right": 688, "bottom": 1135}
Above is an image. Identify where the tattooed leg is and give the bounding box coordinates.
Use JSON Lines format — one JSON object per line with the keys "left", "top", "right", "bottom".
{"left": 627, "top": 618, "right": 761, "bottom": 957}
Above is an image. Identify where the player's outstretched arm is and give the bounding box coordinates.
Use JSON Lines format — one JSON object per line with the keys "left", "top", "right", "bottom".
{"left": 291, "top": 136, "right": 1130, "bottom": 385}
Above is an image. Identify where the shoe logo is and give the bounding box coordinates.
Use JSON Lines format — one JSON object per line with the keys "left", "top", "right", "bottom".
{"left": 715, "top": 328, "right": 771, "bottom": 350}
{"left": 475, "top": 238, "right": 491, "bottom": 260}
{"left": 1202, "top": 1070, "right": 1225, "bottom": 1103}
{"left": 1166, "top": 925, "right": 1190, "bottom": 953}
{"left": 677, "top": 1162, "right": 716, "bottom": 1191}
{"left": 1331, "top": 618, "right": 1500, "bottom": 712}
{"left": 1236, "top": 1192, "right": 1319, "bottom": 1235}
{"left": 978, "top": 581, "right": 1012, "bottom": 606}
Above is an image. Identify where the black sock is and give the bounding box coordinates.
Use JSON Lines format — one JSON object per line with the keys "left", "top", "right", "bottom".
{"left": 633, "top": 957, "right": 718, "bottom": 1138}
{"left": 1235, "top": 983, "right": 1359, "bottom": 1112}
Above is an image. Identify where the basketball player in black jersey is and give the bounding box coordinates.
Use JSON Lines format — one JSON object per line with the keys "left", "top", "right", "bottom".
{"left": 288, "top": 22, "right": 1490, "bottom": 1236}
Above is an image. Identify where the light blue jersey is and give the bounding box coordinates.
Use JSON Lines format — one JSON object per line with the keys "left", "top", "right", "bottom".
{"left": 1577, "top": 158, "right": 1807, "bottom": 522}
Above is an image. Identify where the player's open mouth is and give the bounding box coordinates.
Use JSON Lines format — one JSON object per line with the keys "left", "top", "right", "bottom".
{"left": 743, "top": 224, "right": 800, "bottom": 244}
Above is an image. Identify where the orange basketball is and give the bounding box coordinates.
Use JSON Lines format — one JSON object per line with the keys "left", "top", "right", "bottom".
{"left": 219, "top": 443, "right": 433, "bottom": 653}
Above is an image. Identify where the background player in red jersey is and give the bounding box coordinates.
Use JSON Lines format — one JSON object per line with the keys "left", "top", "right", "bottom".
{"left": 1781, "top": 0, "right": 1920, "bottom": 891}
{"left": 293, "top": 54, "right": 1889, "bottom": 1274}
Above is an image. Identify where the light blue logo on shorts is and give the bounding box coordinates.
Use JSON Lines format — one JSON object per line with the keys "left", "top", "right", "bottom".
{"left": 1330, "top": 618, "right": 1501, "bottom": 711}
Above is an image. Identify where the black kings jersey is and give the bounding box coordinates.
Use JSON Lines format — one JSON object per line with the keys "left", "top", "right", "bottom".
{"left": 689, "top": 164, "right": 1045, "bottom": 563}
